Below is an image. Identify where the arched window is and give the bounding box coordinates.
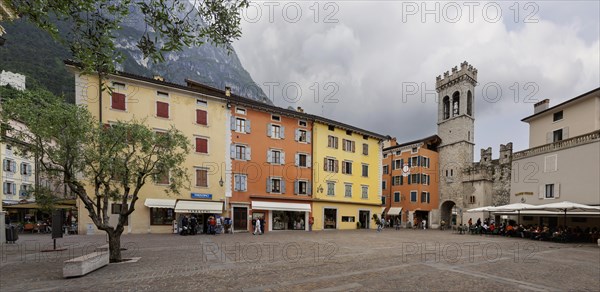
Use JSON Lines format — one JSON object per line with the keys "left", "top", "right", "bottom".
{"left": 443, "top": 96, "right": 450, "bottom": 119}
{"left": 452, "top": 91, "right": 460, "bottom": 116}
{"left": 467, "top": 90, "right": 473, "bottom": 116}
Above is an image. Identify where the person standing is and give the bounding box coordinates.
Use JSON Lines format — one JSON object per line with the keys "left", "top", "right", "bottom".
{"left": 422, "top": 219, "right": 427, "bottom": 230}
{"left": 254, "top": 217, "right": 261, "bottom": 235}
{"left": 395, "top": 217, "right": 400, "bottom": 230}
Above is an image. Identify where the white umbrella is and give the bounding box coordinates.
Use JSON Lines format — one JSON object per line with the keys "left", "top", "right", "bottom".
{"left": 488, "top": 203, "right": 536, "bottom": 224}
{"left": 525, "top": 201, "right": 600, "bottom": 226}
{"left": 466, "top": 206, "right": 495, "bottom": 212}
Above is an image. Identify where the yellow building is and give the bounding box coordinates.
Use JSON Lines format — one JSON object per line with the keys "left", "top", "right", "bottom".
{"left": 311, "top": 119, "right": 385, "bottom": 230}
{"left": 67, "top": 65, "right": 229, "bottom": 234}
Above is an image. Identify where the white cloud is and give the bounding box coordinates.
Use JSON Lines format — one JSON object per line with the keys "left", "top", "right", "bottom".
{"left": 233, "top": 1, "right": 599, "bottom": 160}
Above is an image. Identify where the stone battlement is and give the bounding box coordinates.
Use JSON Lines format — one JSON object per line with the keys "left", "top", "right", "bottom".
{"left": 436, "top": 61, "right": 478, "bottom": 91}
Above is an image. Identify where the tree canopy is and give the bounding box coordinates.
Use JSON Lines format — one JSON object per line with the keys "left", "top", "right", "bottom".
{"left": 1, "top": 87, "right": 191, "bottom": 261}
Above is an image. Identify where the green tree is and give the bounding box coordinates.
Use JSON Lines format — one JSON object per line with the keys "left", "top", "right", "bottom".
{"left": 7, "top": 0, "right": 248, "bottom": 75}
{"left": 1, "top": 88, "right": 190, "bottom": 262}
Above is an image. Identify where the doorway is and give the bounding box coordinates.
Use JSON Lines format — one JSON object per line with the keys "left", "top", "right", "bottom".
{"left": 359, "top": 210, "right": 370, "bottom": 229}
{"left": 233, "top": 207, "right": 248, "bottom": 232}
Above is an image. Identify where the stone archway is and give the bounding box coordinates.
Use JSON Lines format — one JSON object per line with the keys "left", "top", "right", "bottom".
{"left": 440, "top": 200, "right": 456, "bottom": 226}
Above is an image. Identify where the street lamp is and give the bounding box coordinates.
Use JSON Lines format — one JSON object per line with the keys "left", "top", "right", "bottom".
{"left": 317, "top": 184, "right": 324, "bottom": 194}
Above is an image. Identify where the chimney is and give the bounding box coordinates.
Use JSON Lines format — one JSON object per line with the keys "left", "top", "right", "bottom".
{"left": 297, "top": 106, "right": 304, "bottom": 113}
{"left": 534, "top": 99, "right": 549, "bottom": 114}
{"left": 225, "top": 86, "right": 231, "bottom": 97}
{"left": 153, "top": 75, "right": 164, "bottom": 82}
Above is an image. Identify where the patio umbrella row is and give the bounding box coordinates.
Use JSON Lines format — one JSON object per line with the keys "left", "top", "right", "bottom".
{"left": 466, "top": 201, "right": 600, "bottom": 225}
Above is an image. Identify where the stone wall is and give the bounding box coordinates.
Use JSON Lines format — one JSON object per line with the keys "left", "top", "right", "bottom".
{"left": 0, "top": 70, "right": 26, "bottom": 91}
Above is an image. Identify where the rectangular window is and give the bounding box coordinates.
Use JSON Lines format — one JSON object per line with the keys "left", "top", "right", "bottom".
{"left": 235, "top": 145, "right": 247, "bottom": 160}
{"left": 382, "top": 196, "right": 386, "bottom": 205}
{"left": 196, "top": 168, "right": 208, "bottom": 187}
{"left": 111, "top": 203, "right": 124, "bottom": 214}
{"left": 196, "top": 109, "right": 208, "bottom": 125}
{"left": 3, "top": 159, "right": 16, "bottom": 172}
{"left": 236, "top": 107, "right": 246, "bottom": 115}
{"left": 410, "top": 191, "right": 417, "bottom": 202}
{"left": 382, "top": 180, "right": 386, "bottom": 190}
{"left": 383, "top": 165, "right": 389, "bottom": 174}
{"left": 196, "top": 99, "right": 208, "bottom": 107}
{"left": 327, "top": 135, "right": 338, "bottom": 149}
{"left": 270, "top": 178, "right": 282, "bottom": 193}
{"left": 328, "top": 125, "right": 335, "bottom": 131}
{"left": 297, "top": 129, "right": 308, "bottom": 142}
{"left": 410, "top": 156, "right": 418, "bottom": 167}
{"left": 20, "top": 184, "right": 31, "bottom": 197}
{"left": 342, "top": 139, "right": 355, "bottom": 152}
{"left": 236, "top": 118, "right": 246, "bottom": 133}
{"left": 195, "top": 137, "right": 208, "bottom": 154}
{"left": 155, "top": 164, "right": 170, "bottom": 185}
{"left": 298, "top": 120, "right": 307, "bottom": 127}
{"left": 394, "top": 192, "right": 400, "bottom": 202}
{"left": 469, "top": 196, "right": 476, "bottom": 204}
{"left": 271, "top": 124, "right": 282, "bottom": 139}
{"left": 325, "top": 158, "right": 337, "bottom": 172}
{"left": 20, "top": 163, "right": 32, "bottom": 175}
{"left": 361, "top": 164, "right": 368, "bottom": 177}
{"left": 361, "top": 185, "right": 368, "bottom": 199}
{"left": 156, "top": 101, "right": 169, "bottom": 118}
{"left": 270, "top": 150, "right": 282, "bottom": 164}
{"left": 297, "top": 180, "right": 308, "bottom": 195}
{"left": 342, "top": 161, "right": 352, "bottom": 175}
{"left": 150, "top": 208, "right": 175, "bottom": 225}
{"left": 545, "top": 184, "right": 554, "bottom": 198}
{"left": 271, "top": 115, "right": 281, "bottom": 121}
{"left": 298, "top": 153, "right": 308, "bottom": 167}
{"left": 362, "top": 143, "right": 368, "bottom": 155}
{"left": 553, "top": 111, "right": 563, "bottom": 122}
{"left": 234, "top": 174, "right": 247, "bottom": 191}
{"left": 421, "top": 192, "right": 427, "bottom": 203}
{"left": 327, "top": 181, "right": 335, "bottom": 196}
{"left": 341, "top": 216, "right": 355, "bottom": 222}
{"left": 344, "top": 184, "right": 352, "bottom": 198}
{"left": 553, "top": 129, "right": 563, "bottom": 142}
{"left": 3, "top": 181, "right": 15, "bottom": 195}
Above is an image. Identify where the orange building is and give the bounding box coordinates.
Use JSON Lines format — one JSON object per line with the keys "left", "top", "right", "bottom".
{"left": 382, "top": 135, "right": 440, "bottom": 228}
{"left": 187, "top": 80, "right": 313, "bottom": 233}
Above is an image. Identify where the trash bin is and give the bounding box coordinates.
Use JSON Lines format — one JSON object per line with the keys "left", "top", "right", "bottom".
{"left": 6, "top": 225, "right": 18, "bottom": 243}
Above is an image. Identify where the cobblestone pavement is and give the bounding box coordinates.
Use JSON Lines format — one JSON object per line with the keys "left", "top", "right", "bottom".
{"left": 1, "top": 229, "right": 599, "bottom": 291}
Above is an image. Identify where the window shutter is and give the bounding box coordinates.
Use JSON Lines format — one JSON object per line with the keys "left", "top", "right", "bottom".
{"left": 111, "top": 92, "right": 126, "bottom": 110}
{"left": 391, "top": 177, "right": 395, "bottom": 186}
{"left": 307, "top": 183, "right": 312, "bottom": 195}
{"left": 242, "top": 176, "right": 247, "bottom": 191}
{"left": 408, "top": 158, "right": 412, "bottom": 167}
{"left": 563, "top": 127, "right": 569, "bottom": 139}
{"left": 342, "top": 140, "right": 346, "bottom": 151}
{"left": 280, "top": 126, "right": 285, "bottom": 138}
{"left": 2, "top": 182, "right": 6, "bottom": 194}
{"left": 408, "top": 175, "right": 411, "bottom": 184}
{"left": 266, "top": 178, "right": 271, "bottom": 193}
{"left": 230, "top": 145, "right": 236, "bottom": 158}
{"left": 2, "top": 160, "right": 6, "bottom": 171}
{"left": 234, "top": 175, "right": 240, "bottom": 191}
{"left": 555, "top": 183, "right": 560, "bottom": 198}
{"left": 245, "top": 120, "right": 251, "bottom": 133}
{"left": 307, "top": 132, "right": 311, "bottom": 143}
{"left": 417, "top": 156, "right": 421, "bottom": 166}
{"left": 295, "top": 129, "right": 300, "bottom": 141}
{"left": 294, "top": 180, "right": 299, "bottom": 194}
{"left": 307, "top": 155, "right": 311, "bottom": 166}
{"left": 334, "top": 138, "right": 338, "bottom": 149}
{"left": 334, "top": 160, "right": 339, "bottom": 173}
{"left": 392, "top": 161, "right": 396, "bottom": 170}
{"left": 12, "top": 183, "right": 16, "bottom": 195}
{"left": 281, "top": 152, "right": 285, "bottom": 164}
{"left": 230, "top": 116, "right": 236, "bottom": 130}
{"left": 323, "top": 158, "right": 328, "bottom": 171}
{"left": 267, "top": 150, "right": 272, "bottom": 163}
{"left": 342, "top": 161, "right": 347, "bottom": 174}
{"left": 352, "top": 142, "right": 355, "bottom": 153}
{"left": 400, "top": 159, "right": 404, "bottom": 169}
{"left": 546, "top": 132, "right": 552, "bottom": 144}
{"left": 295, "top": 153, "right": 299, "bottom": 166}
{"left": 539, "top": 185, "right": 544, "bottom": 199}
{"left": 267, "top": 123, "right": 272, "bottom": 137}
{"left": 156, "top": 101, "right": 169, "bottom": 118}
{"left": 281, "top": 180, "right": 286, "bottom": 193}
{"left": 427, "top": 193, "right": 430, "bottom": 203}
{"left": 196, "top": 110, "right": 208, "bottom": 125}
{"left": 246, "top": 147, "right": 251, "bottom": 160}
{"left": 427, "top": 175, "right": 430, "bottom": 185}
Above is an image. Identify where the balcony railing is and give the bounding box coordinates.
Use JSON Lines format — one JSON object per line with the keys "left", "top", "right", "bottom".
{"left": 513, "top": 130, "right": 600, "bottom": 160}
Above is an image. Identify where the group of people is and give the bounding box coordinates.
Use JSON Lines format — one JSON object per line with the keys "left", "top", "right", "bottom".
{"left": 180, "top": 215, "right": 225, "bottom": 235}
{"left": 467, "top": 217, "right": 600, "bottom": 243}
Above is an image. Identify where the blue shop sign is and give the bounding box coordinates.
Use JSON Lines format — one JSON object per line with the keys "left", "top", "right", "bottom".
{"left": 191, "top": 193, "right": 212, "bottom": 199}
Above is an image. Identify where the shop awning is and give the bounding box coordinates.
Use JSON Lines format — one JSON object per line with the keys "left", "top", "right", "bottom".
{"left": 175, "top": 200, "right": 223, "bottom": 213}
{"left": 3, "top": 202, "right": 75, "bottom": 209}
{"left": 144, "top": 198, "right": 176, "bottom": 209}
{"left": 388, "top": 207, "right": 403, "bottom": 215}
{"left": 252, "top": 201, "right": 311, "bottom": 212}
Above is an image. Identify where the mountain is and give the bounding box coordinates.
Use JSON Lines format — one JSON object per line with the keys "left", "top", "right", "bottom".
{"left": 0, "top": 14, "right": 269, "bottom": 104}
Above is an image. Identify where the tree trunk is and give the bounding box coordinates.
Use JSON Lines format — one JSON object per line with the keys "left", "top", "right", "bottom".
{"left": 107, "top": 230, "right": 122, "bottom": 262}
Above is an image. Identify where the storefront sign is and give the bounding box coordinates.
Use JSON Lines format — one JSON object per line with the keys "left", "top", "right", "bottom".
{"left": 515, "top": 192, "right": 534, "bottom": 196}
{"left": 191, "top": 193, "right": 212, "bottom": 199}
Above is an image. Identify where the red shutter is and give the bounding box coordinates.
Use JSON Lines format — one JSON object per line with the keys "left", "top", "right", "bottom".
{"left": 196, "top": 110, "right": 207, "bottom": 125}
{"left": 157, "top": 101, "right": 169, "bottom": 118}
{"left": 196, "top": 169, "right": 208, "bottom": 187}
{"left": 111, "top": 92, "right": 126, "bottom": 110}
{"left": 196, "top": 138, "right": 208, "bottom": 153}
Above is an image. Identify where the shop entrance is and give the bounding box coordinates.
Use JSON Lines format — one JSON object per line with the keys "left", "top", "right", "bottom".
{"left": 324, "top": 208, "right": 337, "bottom": 229}
{"left": 272, "top": 211, "right": 306, "bottom": 230}
{"left": 233, "top": 207, "right": 248, "bottom": 232}
{"left": 359, "top": 210, "right": 370, "bottom": 229}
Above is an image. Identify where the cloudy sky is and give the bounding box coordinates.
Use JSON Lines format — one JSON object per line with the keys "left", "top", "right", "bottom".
{"left": 232, "top": 1, "right": 600, "bottom": 160}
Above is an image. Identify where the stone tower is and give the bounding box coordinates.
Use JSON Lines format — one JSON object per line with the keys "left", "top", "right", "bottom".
{"left": 436, "top": 61, "right": 478, "bottom": 224}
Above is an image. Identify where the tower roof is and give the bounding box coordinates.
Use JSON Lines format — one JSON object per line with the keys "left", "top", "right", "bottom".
{"left": 436, "top": 61, "right": 478, "bottom": 91}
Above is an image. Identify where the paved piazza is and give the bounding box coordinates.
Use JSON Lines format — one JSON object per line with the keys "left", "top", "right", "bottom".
{"left": 1, "top": 229, "right": 599, "bottom": 291}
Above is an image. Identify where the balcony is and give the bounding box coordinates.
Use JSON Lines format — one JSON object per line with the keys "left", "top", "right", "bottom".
{"left": 513, "top": 130, "right": 599, "bottom": 160}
